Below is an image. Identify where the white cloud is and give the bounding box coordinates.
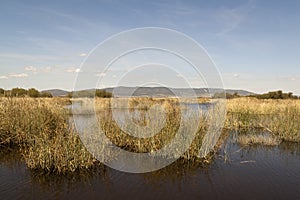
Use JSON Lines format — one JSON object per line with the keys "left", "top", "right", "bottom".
{"left": 0, "top": 76, "right": 8, "bottom": 79}
{"left": 24, "top": 66, "right": 52, "bottom": 74}
{"left": 79, "top": 53, "right": 87, "bottom": 57}
{"left": 65, "top": 67, "right": 81, "bottom": 73}
{"left": 9, "top": 73, "right": 28, "bottom": 78}
{"left": 233, "top": 73, "right": 240, "bottom": 78}
{"left": 42, "top": 66, "right": 52, "bottom": 73}
{"left": 25, "top": 66, "right": 37, "bottom": 71}
{"left": 96, "top": 72, "right": 106, "bottom": 77}
{"left": 277, "top": 75, "right": 300, "bottom": 81}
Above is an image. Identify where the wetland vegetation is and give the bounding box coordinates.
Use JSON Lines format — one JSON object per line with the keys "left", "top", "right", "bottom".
{"left": 0, "top": 93, "right": 299, "bottom": 174}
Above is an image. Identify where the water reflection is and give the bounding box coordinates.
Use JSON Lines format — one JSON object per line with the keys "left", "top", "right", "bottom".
{"left": 1, "top": 135, "right": 300, "bottom": 200}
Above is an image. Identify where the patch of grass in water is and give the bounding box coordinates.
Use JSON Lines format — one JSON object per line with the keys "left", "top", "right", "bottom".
{"left": 236, "top": 132, "right": 280, "bottom": 146}
{"left": 225, "top": 98, "right": 300, "bottom": 142}
{"left": 0, "top": 97, "right": 221, "bottom": 173}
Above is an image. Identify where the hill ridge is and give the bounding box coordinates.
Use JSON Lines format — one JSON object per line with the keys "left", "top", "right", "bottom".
{"left": 42, "top": 87, "right": 255, "bottom": 97}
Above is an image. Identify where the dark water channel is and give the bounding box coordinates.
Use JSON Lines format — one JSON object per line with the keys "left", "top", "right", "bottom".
{"left": 1, "top": 135, "right": 300, "bottom": 200}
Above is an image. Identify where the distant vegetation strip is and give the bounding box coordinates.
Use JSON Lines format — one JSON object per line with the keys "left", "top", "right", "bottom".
{"left": 214, "top": 90, "right": 299, "bottom": 99}
{"left": 0, "top": 88, "right": 53, "bottom": 98}
{"left": 1, "top": 87, "right": 298, "bottom": 100}
{"left": 0, "top": 88, "right": 114, "bottom": 98}
{"left": 249, "top": 90, "right": 299, "bottom": 99}
{"left": 68, "top": 89, "right": 113, "bottom": 98}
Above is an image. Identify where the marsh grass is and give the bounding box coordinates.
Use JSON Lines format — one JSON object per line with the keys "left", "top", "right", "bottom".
{"left": 82, "top": 97, "right": 220, "bottom": 161}
{"left": 226, "top": 98, "right": 300, "bottom": 142}
{"left": 0, "top": 97, "right": 222, "bottom": 173}
{"left": 0, "top": 98, "right": 98, "bottom": 173}
{"left": 97, "top": 98, "right": 181, "bottom": 153}
{"left": 236, "top": 132, "right": 280, "bottom": 146}
{"left": 1, "top": 96, "right": 298, "bottom": 174}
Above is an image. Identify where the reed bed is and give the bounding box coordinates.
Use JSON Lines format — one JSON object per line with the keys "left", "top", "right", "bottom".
{"left": 0, "top": 98, "right": 97, "bottom": 173}
{"left": 1, "top": 96, "right": 299, "bottom": 173}
{"left": 0, "top": 97, "right": 221, "bottom": 173}
{"left": 76, "top": 97, "right": 222, "bottom": 161}
{"left": 226, "top": 98, "right": 300, "bottom": 142}
{"left": 236, "top": 132, "right": 280, "bottom": 146}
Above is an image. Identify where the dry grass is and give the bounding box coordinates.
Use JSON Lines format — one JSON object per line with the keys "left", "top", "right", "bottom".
{"left": 236, "top": 133, "right": 280, "bottom": 146}
{"left": 1, "top": 96, "right": 299, "bottom": 173}
{"left": 77, "top": 97, "right": 221, "bottom": 160}
{"left": 225, "top": 97, "right": 300, "bottom": 142}
{"left": 0, "top": 97, "right": 222, "bottom": 173}
{"left": 0, "top": 98, "right": 98, "bottom": 173}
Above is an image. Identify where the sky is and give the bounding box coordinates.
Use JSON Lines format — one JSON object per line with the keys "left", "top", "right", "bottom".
{"left": 0, "top": 0, "right": 300, "bottom": 94}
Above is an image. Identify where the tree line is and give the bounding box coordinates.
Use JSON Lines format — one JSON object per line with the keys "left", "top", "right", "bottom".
{"left": 0, "top": 88, "right": 113, "bottom": 98}
{"left": 249, "top": 90, "right": 299, "bottom": 99}
{"left": 0, "top": 88, "right": 53, "bottom": 98}
{"left": 214, "top": 90, "right": 299, "bottom": 99}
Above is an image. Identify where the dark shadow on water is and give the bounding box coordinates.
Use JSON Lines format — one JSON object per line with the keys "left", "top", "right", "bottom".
{"left": 1, "top": 134, "right": 300, "bottom": 200}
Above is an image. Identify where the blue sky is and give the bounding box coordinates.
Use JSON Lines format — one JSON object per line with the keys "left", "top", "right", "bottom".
{"left": 0, "top": 0, "right": 300, "bottom": 94}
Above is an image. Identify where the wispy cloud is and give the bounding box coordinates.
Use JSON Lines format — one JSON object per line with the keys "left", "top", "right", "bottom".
{"left": 216, "top": 0, "right": 255, "bottom": 36}
{"left": 0, "top": 76, "right": 8, "bottom": 79}
{"left": 233, "top": 73, "right": 240, "bottom": 78}
{"left": 9, "top": 73, "right": 28, "bottom": 78}
{"left": 79, "top": 53, "right": 87, "bottom": 57}
{"left": 278, "top": 75, "right": 300, "bottom": 81}
{"left": 24, "top": 66, "right": 53, "bottom": 75}
{"left": 0, "top": 53, "right": 57, "bottom": 61}
{"left": 25, "top": 66, "right": 37, "bottom": 72}
{"left": 96, "top": 72, "right": 106, "bottom": 77}
{"left": 32, "top": 6, "right": 119, "bottom": 37}
{"left": 41, "top": 66, "right": 52, "bottom": 73}
{"left": 65, "top": 67, "right": 80, "bottom": 73}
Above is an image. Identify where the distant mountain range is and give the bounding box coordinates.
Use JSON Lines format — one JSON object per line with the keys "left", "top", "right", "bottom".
{"left": 42, "top": 89, "right": 70, "bottom": 97}
{"left": 42, "top": 87, "right": 255, "bottom": 97}
{"left": 105, "top": 87, "right": 255, "bottom": 97}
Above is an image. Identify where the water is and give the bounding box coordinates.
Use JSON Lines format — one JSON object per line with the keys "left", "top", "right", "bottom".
{"left": 1, "top": 105, "right": 300, "bottom": 199}
{"left": 1, "top": 135, "right": 300, "bottom": 200}
{"left": 71, "top": 102, "right": 211, "bottom": 134}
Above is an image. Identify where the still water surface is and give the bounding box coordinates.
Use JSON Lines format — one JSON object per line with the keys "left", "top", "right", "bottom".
{"left": 1, "top": 104, "right": 300, "bottom": 199}
{"left": 1, "top": 134, "right": 299, "bottom": 200}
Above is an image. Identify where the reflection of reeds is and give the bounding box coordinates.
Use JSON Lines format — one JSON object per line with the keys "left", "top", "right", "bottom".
{"left": 0, "top": 147, "right": 23, "bottom": 169}
{"left": 141, "top": 159, "right": 209, "bottom": 183}
{"left": 27, "top": 165, "right": 110, "bottom": 192}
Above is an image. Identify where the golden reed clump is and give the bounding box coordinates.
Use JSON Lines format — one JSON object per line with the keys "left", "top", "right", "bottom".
{"left": 0, "top": 97, "right": 97, "bottom": 173}
{"left": 225, "top": 97, "right": 300, "bottom": 142}
{"left": 0, "top": 97, "right": 214, "bottom": 173}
